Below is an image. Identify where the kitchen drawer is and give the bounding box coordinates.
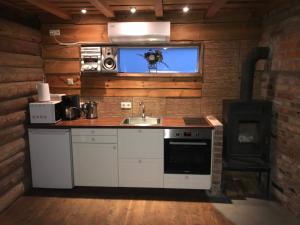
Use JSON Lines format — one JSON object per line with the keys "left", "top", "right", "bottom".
{"left": 72, "top": 135, "right": 117, "bottom": 144}
{"left": 119, "top": 158, "right": 163, "bottom": 188}
{"left": 164, "top": 174, "right": 211, "bottom": 190}
{"left": 73, "top": 143, "right": 118, "bottom": 187}
{"left": 118, "top": 129, "right": 163, "bottom": 158}
{"left": 71, "top": 128, "right": 117, "bottom": 136}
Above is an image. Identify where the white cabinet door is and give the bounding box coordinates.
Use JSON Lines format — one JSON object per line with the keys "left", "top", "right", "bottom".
{"left": 118, "top": 129, "right": 164, "bottom": 158}
{"left": 28, "top": 129, "right": 73, "bottom": 189}
{"left": 73, "top": 143, "right": 118, "bottom": 187}
{"left": 119, "top": 158, "right": 163, "bottom": 188}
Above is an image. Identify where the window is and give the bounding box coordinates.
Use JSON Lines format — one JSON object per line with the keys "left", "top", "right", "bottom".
{"left": 118, "top": 46, "right": 199, "bottom": 73}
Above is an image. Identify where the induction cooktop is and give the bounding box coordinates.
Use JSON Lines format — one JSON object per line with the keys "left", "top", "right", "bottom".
{"left": 183, "top": 117, "right": 210, "bottom": 126}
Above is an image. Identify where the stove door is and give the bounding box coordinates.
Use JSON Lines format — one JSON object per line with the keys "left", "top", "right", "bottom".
{"left": 164, "top": 139, "right": 211, "bottom": 175}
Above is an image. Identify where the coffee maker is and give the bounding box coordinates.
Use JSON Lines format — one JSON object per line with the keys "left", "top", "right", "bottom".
{"left": 61, "top": 95, "right": 81, "bottom": 120}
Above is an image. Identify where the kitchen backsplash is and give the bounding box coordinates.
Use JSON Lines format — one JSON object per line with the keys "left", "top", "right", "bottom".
{"left": 80, "top": 97, "right": 203, "bottom": 118}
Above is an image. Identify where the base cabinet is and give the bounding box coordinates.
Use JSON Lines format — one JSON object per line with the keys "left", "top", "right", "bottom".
{"left": 73, "top": 143, "right": 118, "bottom": 187}
{"left": 28, "top": 128, "right": 213, "bottom": 190}
{"left": 119, "top": 158, "right": 163, "bottom": 188}
{"left": 72, "top": 128, "right": 118, "bottom": 187}
{"left": 118, "top": 129, "right": 164, "bottom": 188}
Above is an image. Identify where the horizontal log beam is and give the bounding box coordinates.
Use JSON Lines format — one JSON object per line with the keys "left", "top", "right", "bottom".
{"left": 81, "top": 88, "right": 202, "bottom": 97}
{"left": 0, "top": 125, "right": 26, "bottom": 147}
{"left": 0, "top": 67, "right": 43, "bottom": 83}
{"left": 0, "top": 82, "right": 38, "bottom": 99}
{"left": 41, "top": 24, "right": 108, "bottom": 44}
{"left": 44, "top": 60, "right": 80, "bottom": 74}
{"left": 0, "top": 18, "right": 41, "bottom": 43}
{"left": 0, "top": 111, "right": 27, "bottom": 129}
{"left": 49, "top": 87, "right": 80, "bottom": 95}
{"left": 0, "top": 82, "right": 38, "bottom": 101}
{"left": 0, "top": 152, "right": 25, "bottom": 179}
{"left": 0, "top": 96, "right": 36, "bottom": 116}
{"left": 41, "top": 23, "right": 260, "bottom": 44}
{"left": 42, "top": 46, "right": 80, "bottom": 59}
{"left": 0, "top": 52, "right": 43, "bottom": 68}
{"left": 0, "top": 37, "right": 41, "bottom": 56}
{"left": 0, "top": 182, "right": 25, "bottom": 213}
{"left": 171, "top": 23, "right": 261, "bottom": 41}
{"left": 81, "top": 77, "right": 202, "bottom": 89}
{"left": 0, "top": 167, "right": 24, "bottom": 195}
{"left": 0, "top": 138, "right": 26, "bottom": 163}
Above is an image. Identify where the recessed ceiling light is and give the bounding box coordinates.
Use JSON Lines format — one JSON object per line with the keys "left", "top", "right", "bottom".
{"left": 81, "top": 8, "right": 87, "bottom": 14}
{"left": 130, "top": 7, "right": 136, "bottom": 14}
{"left": 183, "top": 6, "right": 189, "bottom": 13}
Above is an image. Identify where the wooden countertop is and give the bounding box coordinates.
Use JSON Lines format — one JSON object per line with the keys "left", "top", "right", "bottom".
{"left": 28, "top": 117, "right": 215, "bottom": 129}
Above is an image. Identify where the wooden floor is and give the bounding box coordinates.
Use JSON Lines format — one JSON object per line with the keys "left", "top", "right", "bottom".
{"left": 0, "top": 190, "right": 233, "bottom": 225}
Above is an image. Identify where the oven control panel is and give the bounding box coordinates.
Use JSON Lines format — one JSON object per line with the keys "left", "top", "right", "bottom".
{"left": 164, "top": 129, "right": 212, "bottom": 139}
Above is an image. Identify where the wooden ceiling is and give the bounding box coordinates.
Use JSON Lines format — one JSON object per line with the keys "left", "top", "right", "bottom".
{"left": 0, "top": 0, "right": 272, "bottom": 21}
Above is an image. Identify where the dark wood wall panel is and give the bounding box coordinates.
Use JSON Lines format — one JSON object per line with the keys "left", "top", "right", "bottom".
{"left": 0, "top": 18, "right": 43, "bottom": 213}
{"left": 42, "top": 20, "right": 261, "bottom": 97}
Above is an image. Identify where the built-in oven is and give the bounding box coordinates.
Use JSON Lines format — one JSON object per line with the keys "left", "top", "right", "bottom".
{"left": 164, "top": 129, "right": 212, "bottom": 175}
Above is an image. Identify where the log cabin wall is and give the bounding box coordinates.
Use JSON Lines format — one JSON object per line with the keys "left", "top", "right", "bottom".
{"left": 42, "top": 15, "right": 262, "bottom": 119}
{"left": 0, "top": 18, "right": 43, "bottom": 212}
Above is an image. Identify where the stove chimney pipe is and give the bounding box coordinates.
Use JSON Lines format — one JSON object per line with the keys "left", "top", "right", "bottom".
{"left": 240, "top": 47, "right": 269, "bottom": 101}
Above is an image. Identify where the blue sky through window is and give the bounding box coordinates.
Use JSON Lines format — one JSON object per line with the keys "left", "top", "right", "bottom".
{"left": 118, "top": 47, "right": 199, "bottom": 73}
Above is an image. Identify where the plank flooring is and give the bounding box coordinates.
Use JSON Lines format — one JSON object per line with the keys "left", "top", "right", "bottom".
{"left": 0, "top": 190, "right": 233, "bottom": 225}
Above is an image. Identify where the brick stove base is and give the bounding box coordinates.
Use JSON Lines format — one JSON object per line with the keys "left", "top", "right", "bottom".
{"left": 206, "top": 116, "right": 223, "bottom": 196}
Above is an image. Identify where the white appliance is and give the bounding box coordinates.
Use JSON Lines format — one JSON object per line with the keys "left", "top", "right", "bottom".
{"left": 29, "top": 101, "right": 62, "bottom": 124}
{"left": 108, "top": 22, "right": 170, "bottom": 43}
{"left": 28, "top": 129, "right": 73, "bottom": 189}
{"left": 80, "top": 46, "right": 101, "bottom": 72}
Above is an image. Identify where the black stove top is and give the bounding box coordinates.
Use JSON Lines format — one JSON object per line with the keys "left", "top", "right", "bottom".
{"left": 183, "top": 117, "right": 210, "bottom": 126}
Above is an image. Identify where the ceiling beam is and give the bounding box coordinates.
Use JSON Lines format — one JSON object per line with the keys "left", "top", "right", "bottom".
{"left": 206, "top": 0, "right": 229, "bottom": 18}
{"left": 24, "top": 0, "right": 72, "bottom": 20}
{"left": 88, "top": 0, "right": 115, "bottom": 18}
{"left": 154, "top": 0, "right": 163, "bottom": 17}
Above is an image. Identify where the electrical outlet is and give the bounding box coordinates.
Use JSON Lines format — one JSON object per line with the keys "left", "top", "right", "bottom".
{"left": 67, "top": 78, "right": 74, "bottom": 85}
{"left": 49, "top": 29, "right": 60, "bottom": 36}
{"left": 121, "top": 102, "right": 132, "bottom": 109}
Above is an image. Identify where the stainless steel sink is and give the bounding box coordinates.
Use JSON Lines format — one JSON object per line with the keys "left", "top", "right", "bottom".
{"left": 121, "top": 117, "right": 161, "bottom": 126}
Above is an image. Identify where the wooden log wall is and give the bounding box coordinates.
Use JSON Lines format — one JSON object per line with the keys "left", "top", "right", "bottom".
{"left": 42, "top": 20, "right": 261, "bottom": 97}
{"left": 0, "top": 18, "right": 43, "bottom": 213}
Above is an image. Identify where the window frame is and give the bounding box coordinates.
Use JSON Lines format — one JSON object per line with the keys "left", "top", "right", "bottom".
{"left": 116, "top": 42, "right": 203, "bottom": 78}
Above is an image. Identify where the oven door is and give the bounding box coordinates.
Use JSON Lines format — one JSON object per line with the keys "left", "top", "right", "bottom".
{"left": 164, "top": 139, "right": 211, "bottom": 175}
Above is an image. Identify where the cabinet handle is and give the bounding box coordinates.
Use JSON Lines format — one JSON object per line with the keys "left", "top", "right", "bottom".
{"left": 91, "top": 137, "right": 95, "bottom": 141}
{"left": 91, "top": 130, "right": 95, "bottom": 134}
{"left": 138, "top": 159, "right": 142, "bottom": 163}
{"left": 138, "top": 129, "right": 142, "bottom": 133}
{"left": 185, "top": 175, "right": 189, "bottom": 179}
{"left": 113, "top": 146, "right": 117, "bottom": 150}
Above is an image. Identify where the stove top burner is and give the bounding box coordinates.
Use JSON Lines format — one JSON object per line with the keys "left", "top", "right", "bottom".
{"left": 183, "top": 117, "right": 210, "bottom": 126}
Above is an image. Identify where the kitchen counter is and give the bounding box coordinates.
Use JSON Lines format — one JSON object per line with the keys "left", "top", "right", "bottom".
{"left": 28, "top": 117, "right": 215, "bottom": 129}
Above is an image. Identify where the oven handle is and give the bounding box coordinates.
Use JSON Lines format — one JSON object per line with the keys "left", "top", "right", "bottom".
{"left": 169, "top": 141, "right": 208, "bottom": 146}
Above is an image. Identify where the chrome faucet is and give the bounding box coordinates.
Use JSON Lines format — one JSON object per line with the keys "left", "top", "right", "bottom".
{"left": 139, "top": 101, "right": 145, "bottom": 119}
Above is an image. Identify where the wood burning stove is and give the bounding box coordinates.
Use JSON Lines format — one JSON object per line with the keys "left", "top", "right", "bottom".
{"left": 222, "top": 47, "right": 271, "bottom": 197}
{"left": 223, "top": 100, "right": 272, "bottom": 162}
